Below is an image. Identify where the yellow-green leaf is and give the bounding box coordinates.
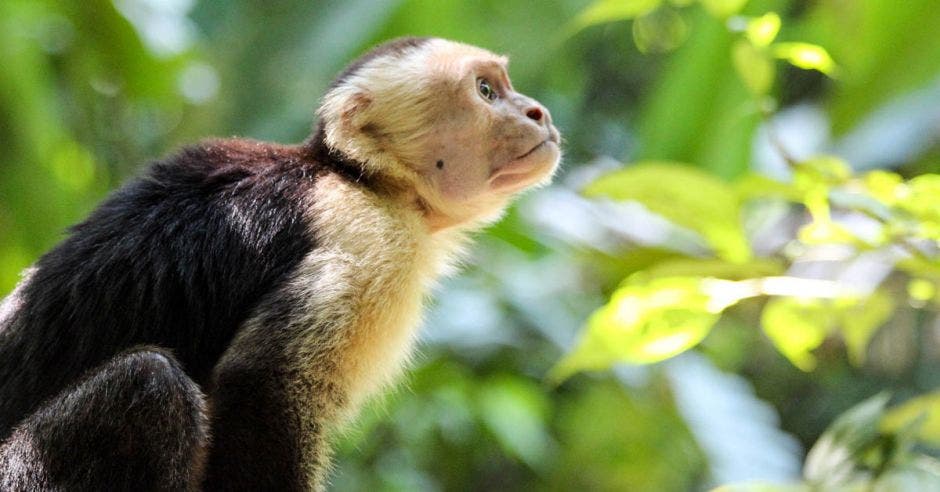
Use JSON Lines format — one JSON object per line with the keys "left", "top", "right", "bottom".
{"left": 882, "top": 392, "right": 940, "bottom": 447}
{"left": 700, "top": 0, "right": 748, "bottom": 18}
{"left": 644, "top": 257, "right": 784, "bottom": 280}
{"left": 907, "top": 278, "right": 936, "bottom": 302}
{"left": 550, "top": 277, "right": 727, "bottom": 383}
{"left": 746, "top": 12, "right": 781, "bottom": 47}
{"left": 733, "top": 39, "right": 776, "bottom": 96}
{"left": 585, "top": 162, "right": 752, "bottom": 262}
{"left": 735, "top": 173, "right": 804, "bottom": 202}
{"left": 566, "top": 0, "right": 661, "bottom": 35}
{"left": 862, "top": 170, "right": 904, "bottom": 206}
{"left": 794, "top": 156, "right": 852, "bottom": 188}
{"left": 761, "top": 297, "right": 832, "bottom": 371}
{"left": 772, "top": 42, "right": 838, "bottom": 76}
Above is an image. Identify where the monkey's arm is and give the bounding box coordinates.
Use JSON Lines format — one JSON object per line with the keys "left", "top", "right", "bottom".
{"left": 0, "top": 348, "right": 208, "bottom": 492}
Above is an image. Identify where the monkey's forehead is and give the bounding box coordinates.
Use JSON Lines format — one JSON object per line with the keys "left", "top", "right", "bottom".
{"left": 423, "top": 38, "right": 509, "bottom": 81}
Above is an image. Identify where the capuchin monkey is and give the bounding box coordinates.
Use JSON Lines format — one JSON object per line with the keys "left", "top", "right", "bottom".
{"left": 0, "top": 37, "right": 560, "bottom": 490}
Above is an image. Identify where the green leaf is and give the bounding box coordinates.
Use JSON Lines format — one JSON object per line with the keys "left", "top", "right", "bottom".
{"left": 699, "top": 0, "right": 748, "bottom": 18}
{"left": 804, "top": 394, "right": 891, "bottom": 485}
{"left": 761, "top": 297, "right": 832, "bottom": 371}
{"left": 585, "top": 162, "right": 752, "bottom": 262}
{"left": 745, "top": 12, "right": 781, "bottom": 48}
{"left": 837, "top": 291, "right": 894, "bottom": 366}
{"left": 772, "top": 42, "right": 838, "bottom": 76}
{"left": 550, "top": 277, "right": 730, "bottom": 382}
{"left": 732, "top": 39, "right": 775, "bottom": 96}
{"left": 882, "top": 392, "right": 940, "bottom": 447}
{"left": 477, "top": 376, "right": 552, "bottom": 469}
{"left": 566, "top": 0, "right": 661, "bottom": 35}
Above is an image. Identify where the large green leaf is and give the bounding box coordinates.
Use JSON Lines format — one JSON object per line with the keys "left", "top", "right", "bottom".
{"left": 636, "top": 5, "right": 769, "bottom": 179}
{"left": 550, "top": 276, "right": 740, "bottom": 383}
{"left": 585, "top": 162, "right": 752, "bottom": 262}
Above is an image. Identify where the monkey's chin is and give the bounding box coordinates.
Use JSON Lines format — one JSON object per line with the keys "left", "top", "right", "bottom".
{"left": 489, "top": 141, "right": 560, "bottom": 194}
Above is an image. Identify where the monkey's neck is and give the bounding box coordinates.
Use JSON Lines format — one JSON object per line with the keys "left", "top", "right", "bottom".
{"left": 306, "top": 127, "right": 374, "bottom": 186}
{"left": 304, "top": 128, "right": 437, "bottom": 228}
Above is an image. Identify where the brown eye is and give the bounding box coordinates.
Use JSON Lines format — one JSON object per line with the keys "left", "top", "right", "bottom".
{"left": 477, "top": 78, "right": 497, "bottom": 102}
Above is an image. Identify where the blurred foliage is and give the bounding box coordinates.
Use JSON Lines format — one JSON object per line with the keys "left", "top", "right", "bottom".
{"left": 2, "top": 0, "right": 940, "bottom": 490}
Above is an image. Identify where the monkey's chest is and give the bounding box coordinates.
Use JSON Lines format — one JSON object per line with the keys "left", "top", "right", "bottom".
{"left": 285, "top": 245, "right": 430, "bottom": 413}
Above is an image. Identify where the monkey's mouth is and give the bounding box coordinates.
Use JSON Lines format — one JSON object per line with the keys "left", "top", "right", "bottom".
{"left": 516, "top": 140, "right": 549, "bottom": 160}
{"left": 489, "top": 138, "right": 560, "bottom": 192}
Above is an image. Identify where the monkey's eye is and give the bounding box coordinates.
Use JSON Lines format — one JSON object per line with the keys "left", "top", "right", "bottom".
{"left": 477, "top": 78, "right": 498, "bottom": 102}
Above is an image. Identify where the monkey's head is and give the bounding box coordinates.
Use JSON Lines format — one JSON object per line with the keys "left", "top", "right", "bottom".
{"left": 317, "top": 37, "right": 561, "bottom": 231}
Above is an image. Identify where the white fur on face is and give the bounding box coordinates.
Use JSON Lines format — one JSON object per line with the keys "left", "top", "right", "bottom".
{"left": 318, "top": 38, "right": 562, "bottom": 232}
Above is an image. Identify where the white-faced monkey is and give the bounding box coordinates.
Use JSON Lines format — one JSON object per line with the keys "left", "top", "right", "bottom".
{"left": 0, "top": 37, "right": 560, "bottom": 491}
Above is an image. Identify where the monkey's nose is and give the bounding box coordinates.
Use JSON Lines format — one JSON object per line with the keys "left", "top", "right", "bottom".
{"left": 525, "top": 107, "right": 544, "bottom": 122}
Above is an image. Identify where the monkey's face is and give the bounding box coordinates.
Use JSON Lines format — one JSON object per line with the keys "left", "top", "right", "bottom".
{"left": 319, "top": 38, "right": 561, "bottom": 229}
{"left": 407, "top": 41, "right": 561, "bottom": 228}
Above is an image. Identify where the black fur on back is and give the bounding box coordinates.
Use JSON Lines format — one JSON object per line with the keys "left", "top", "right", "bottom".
{"left": 0, "top": 139, "right": 330, "bottom": 439}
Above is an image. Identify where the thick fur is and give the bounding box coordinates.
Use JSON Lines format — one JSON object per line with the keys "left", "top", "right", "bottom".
{"left": 0, "top": 348, "right": 208, "bottom": 491}
{"left": 0, "top": 36, "right": 559, "bottom": 490}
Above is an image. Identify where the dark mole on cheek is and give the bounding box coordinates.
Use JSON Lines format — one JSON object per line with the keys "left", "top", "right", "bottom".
{"left": 436, "top": 160, "right": 444, "bottom": 169}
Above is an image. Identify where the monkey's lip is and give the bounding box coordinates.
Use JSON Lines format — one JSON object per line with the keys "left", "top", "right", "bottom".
{"left": 492, "top": 139, "right": 557, "bottom": 176}
{"left": 489, "top": 139, "right": 560, "bottom": 191}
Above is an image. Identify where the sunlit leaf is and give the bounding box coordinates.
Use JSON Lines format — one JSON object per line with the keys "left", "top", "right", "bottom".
{"left": 566, "top": 0, "right": 661, "bottom": 35}
{"left": 700, "top": 0, "right": 748, "bottom": 18}
{"left": 772, "top": 42, "right": 838, "bottom": 76}
{"left": 644, "top": 257, "right": 784, "bottom": 280}
{"left": 585, "top": 162, "right": 752, "bottom": 262}
{"left": 550, "top": 277, "right": 732, "bottom": 382}
{"left": 907, "top": 279, "right": 936, "bottom": 302}
{"left": 882, "top": 392, "right": 940, "bottom": 447}
{"left": 734, "top": 173, "right": 803, "bottom": 202}
{"left": 745, "top": 13, "right": 781, "bottom": 47}
{"left": 862, "top": 170, "right": 904, "bottom": 206}
{"left": 794, "top": 156, "right": 852, "bottom": 188}
{"left": 837, "top": 291, "right": 894, "bottom": 366}
{"left": 761, "top": 297, "right": 832, "bottom": 371}
{"left": 900, "top": 174, "right": 940, "bottom": 240}
{"left": 732, "top": 39, "right": 775, "bottom": 96}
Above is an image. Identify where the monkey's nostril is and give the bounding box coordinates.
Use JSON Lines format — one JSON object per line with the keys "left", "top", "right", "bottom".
{"left": 525, "top": 107, "right": 543, "bottom": 122}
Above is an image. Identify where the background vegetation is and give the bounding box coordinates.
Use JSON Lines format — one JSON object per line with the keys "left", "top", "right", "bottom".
{"left": 2, "top": 0, "right": 939, "bottom": 490}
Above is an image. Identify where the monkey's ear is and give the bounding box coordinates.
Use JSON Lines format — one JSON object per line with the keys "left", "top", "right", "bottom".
{"left": 338, "top": 91, "right": 373, "bottom": 133}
